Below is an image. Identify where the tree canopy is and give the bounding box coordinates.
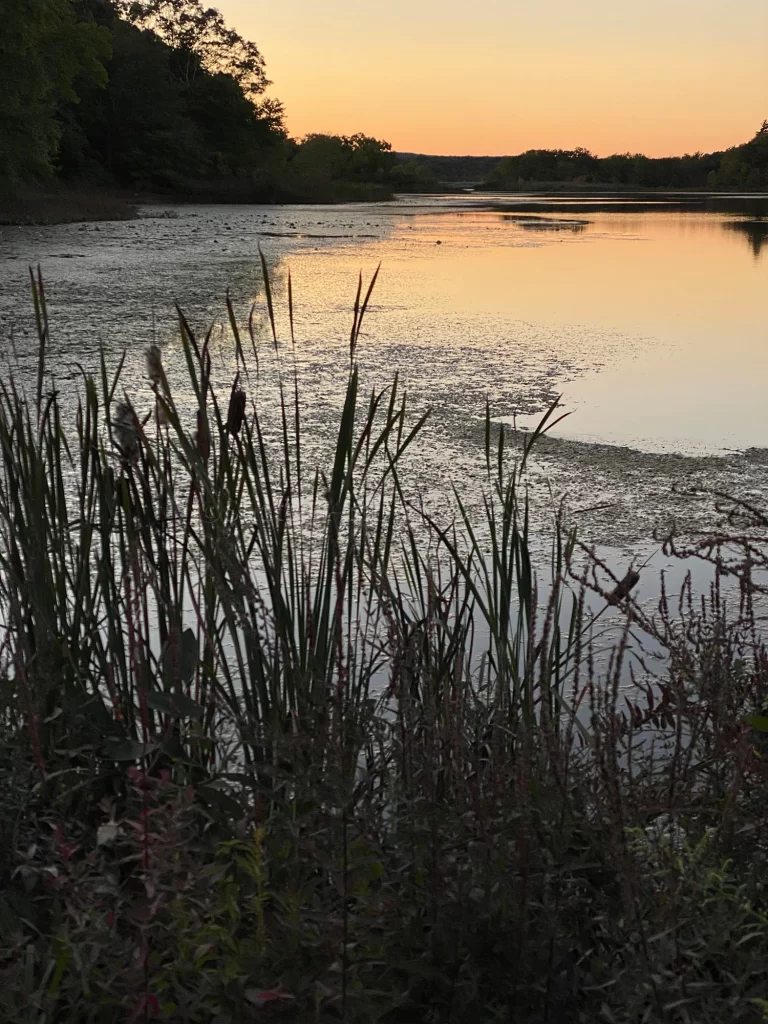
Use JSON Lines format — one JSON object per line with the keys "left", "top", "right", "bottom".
{"left": 9, "top": 0, "right": 290, "bottom": 192}
{"left": 0, "top": 0, "right": 111, "bottom": 180}
{"left": 290, "top": 134, "right": 395, "bottom": 183}
{"left": 116, "top": 0, "right": 269, "bottom": 101}
{"left": 481, "top": 128, "right": 768, "bottom": 191}
{"left": 710, "top": 122, "right": 768, "bottom": 189}
{"left": 1, "top": 0, "right": 410, "bottom": 200}
{"left": 3, "top": 3, "right": 763, "bottom": 201}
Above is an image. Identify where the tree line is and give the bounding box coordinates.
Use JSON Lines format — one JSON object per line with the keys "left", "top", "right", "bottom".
{"left": 0, "top": 0, "right": 407, "bottom": 201}
{"left": 481, "top": 127, "right": 768, "bottom": 191}
{"left": 1, "top": 1, "right": 764, "bottom": 200}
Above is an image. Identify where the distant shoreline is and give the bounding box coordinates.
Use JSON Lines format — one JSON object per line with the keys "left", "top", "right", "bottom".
{"left": 474, "top": 181, "right": 768, "bottom": 195}
{"left": 0, "top": 188, "right": 140, "bottom": 227}
{"left": 0, "top": 180, "right": 398, "bottom": 227}
{"left": 2, "top": 181, "right": 765, "bottom": 227}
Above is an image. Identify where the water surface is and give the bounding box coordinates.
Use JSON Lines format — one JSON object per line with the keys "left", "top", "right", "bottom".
{"left": 1, "top": 191, "right": 766, "bottom": 549}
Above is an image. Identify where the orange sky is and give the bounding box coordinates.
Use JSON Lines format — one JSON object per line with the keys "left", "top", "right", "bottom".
{"left": 215, "top": 0, "right": 767, "bottom": 156}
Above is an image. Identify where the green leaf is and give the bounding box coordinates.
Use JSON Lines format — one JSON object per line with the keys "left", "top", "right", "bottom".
{"left": 147, "top": 688, "right": 204, "bottom": 721}
{"left": 180, "top": 628, "right": 198, "bottom": 683}
{"left": 161, "top": 735, "right": 201, "bottom": 767}
{"left": 102, "top": 739, "right": 157, "bottom": 761}
{"left": 0, "top": 895, "right": 24, "bottom": 938}
{"left": 47, "top": 940, "right": 71, "bottom": 998}
{"left": 161, "top": 627, "right": 199, "bottom": 685}
{"left": 197, "top": 782, "right": 245, "bottom": 820}
{"left": 746, "top": 715, "right": 768, "bottom": 732}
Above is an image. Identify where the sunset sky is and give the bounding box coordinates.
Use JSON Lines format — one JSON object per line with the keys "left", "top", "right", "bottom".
{"left": 215, "top": 0, "right": 767, "bottom": 157}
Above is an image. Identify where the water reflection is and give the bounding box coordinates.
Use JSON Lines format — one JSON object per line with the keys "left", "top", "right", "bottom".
{"left": 0, "top": 192, "right": 766, "bottom": 547}
{"left": 502, "top": 215, "right": 589, "bottom": 234}
{"left": 481, "top": 193, "right": 768, "bottom": 258}
{"left": 723, "top": 219, "right": 768, "bottom": 258}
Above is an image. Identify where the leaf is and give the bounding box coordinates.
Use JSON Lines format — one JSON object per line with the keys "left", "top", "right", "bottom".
{"left": 0, "top": 890, "right": 38, "bottom": 937}
{"left": 244, "top": 987, "right": 296, "bottom": 1010}
{"left": 161, "top": 627, "right": 199, "bottom": 685}
{"left": 102, "top": 739, "right": 157, "bottom": 761}
{"left": 197, "top": 783, "right": 245, "bottom": 820}
{"left": 161, "top": 735, "right": 201, "bottom": 767}
{"left": 147, "top": 688, "right": 204, "bottom": 721}
{"left": 75, "top": 692, "right": 117, "bottom": 733}
{"left": 47, "top": 940, "right": 71, "bottom": 998}
{"left": 180, "top": 627, "right": 198, "bottom": 683}
{"left": 746, "top": 714, "right": 768, "bottom": 732}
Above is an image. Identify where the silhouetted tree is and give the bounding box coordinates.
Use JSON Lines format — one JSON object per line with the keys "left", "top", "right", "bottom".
{"left": 0, "top": 0, "right": 110, "bottom": 181}
{"left": 484, "top": 137, "right": 763, "bottom": 192}
{"left": 291, "top": 134, "right": 394, "bottom": 183}
{"left": 116, "top": 0, "right": 269, "bottom": 101}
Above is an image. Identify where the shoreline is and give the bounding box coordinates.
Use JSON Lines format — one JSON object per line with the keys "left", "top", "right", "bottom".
{"left": 0, "top": 187, "right": 140, "bottom": 226}
{"left": 474, "top": 181, "right": 768, "bottom": 196}
{"left": 0, "top": 180, "right": 397, "bottom": 227}
{"left": 3, "top": 182, "right": 765, "bottom": 227}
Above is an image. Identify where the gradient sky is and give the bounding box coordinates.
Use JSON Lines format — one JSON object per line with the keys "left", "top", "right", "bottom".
{"left": 216, "top": 0, "right": 767, "bottom": 156}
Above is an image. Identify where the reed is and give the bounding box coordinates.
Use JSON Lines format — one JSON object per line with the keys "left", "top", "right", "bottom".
{"left": 1, "top": 265, "right": 768, "bottom": 1023}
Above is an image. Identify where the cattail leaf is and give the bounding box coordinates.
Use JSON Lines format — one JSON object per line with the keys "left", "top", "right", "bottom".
{"left": 258, "top": 246, "right": 278, "bottom": 350}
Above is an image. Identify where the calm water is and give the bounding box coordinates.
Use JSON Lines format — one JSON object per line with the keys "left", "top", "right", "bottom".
{"left": 1, "top": 192, "right": 766, "bottom": 549}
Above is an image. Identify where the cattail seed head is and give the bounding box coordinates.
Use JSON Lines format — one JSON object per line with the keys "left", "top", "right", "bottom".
{"left": 196, "top": 409, "right": 210, "bottom": 462}
{"left": 146, "top": 344, "right": 163, "bottom": 385}
{"left": 226, "top": 382, "right": 246, "bottom": 436}
{"left": 113, "top": 402, "right": 140, "bottom": 463}
{"left": 606, "top": 569, "right": 641, "bottom": 606}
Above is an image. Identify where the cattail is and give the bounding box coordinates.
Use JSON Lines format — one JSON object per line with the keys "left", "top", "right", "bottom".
{"left": 145, "top": 344, "right": 163, "bottom": 385}
{"left": 196, "top": 409, "right": 210, "bottom": 462}
{"left": 113, "top": 402, "right": 140, "bottom": 463}
{"left": 606, "top": 569, "right": 640, "bottom": 606}
{"left": 144, "top": 345, "right": 171, "bottom": 426}
{"left": 155, "top": 397, "right": 169, "bottom": 426}
{"left": 226, "top": 378, "right": 246, "bottom": 436}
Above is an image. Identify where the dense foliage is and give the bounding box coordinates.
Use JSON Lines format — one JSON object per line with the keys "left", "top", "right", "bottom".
{"left": 288, "top": 133, "right": 396, "bottom": 185}
{"left": 394, "top": 153, "right": 501, "bottom": 185}
{"left": 56, "top": 0, "right": 286, "bottom": 192}
{"left": 1, "top": 0, "right": 417, "bottom": 201}
{"left": 482, "top": 124, "right": 768, "bottom": 190}
{"left": 711, "top": 124, "right": 768, "bottom": 189}
{"left": 0, "top": 0, "right": 111, "bottom": 180}
{"left": 2, "top": 272, "right": 768, "bottom": 1021}
{"left": 3, "top": 1, "right": 763, "bottom": 201}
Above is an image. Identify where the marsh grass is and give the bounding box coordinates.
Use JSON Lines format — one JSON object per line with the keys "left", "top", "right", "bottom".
{"left": 0, "top": 189, "right": 138, "bottom": 226}
{"left": 1, "top": 265, "right": 768, "bottom": 1022}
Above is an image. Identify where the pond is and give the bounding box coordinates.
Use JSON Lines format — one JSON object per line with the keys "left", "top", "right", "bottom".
{"left": 1, "top": 191, "right": 766, "bottom": 552}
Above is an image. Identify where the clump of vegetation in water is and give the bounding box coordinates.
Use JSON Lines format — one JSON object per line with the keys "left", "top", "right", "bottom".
{"left": 1, "top": 266, "right": 768, "bottom": 1023}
